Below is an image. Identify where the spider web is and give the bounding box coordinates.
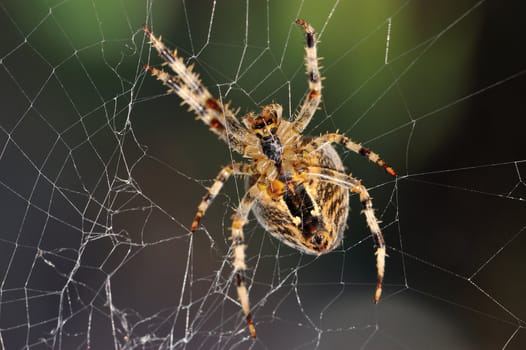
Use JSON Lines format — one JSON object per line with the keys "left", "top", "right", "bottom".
{"left": 1, "top": 0, "right": 525, "bottom": 348}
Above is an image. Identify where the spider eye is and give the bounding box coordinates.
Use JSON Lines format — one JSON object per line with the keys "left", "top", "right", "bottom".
{"left": 247, "top": 104, "right": 283, "bottom": 137}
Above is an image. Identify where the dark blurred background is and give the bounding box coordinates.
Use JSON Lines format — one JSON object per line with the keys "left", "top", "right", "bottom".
{"left": 0, "top": 0, "right": 525, "bottom": 349}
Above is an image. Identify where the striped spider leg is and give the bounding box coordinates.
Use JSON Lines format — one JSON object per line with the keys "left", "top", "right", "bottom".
{"left": 292, "top": 19, "right": 322, "bottom": 133}
{"left": 190, "top": 162, "right": 254, "bottom": 232}
{"left": 307, "top": 133, "right": 397, "bottom": 177}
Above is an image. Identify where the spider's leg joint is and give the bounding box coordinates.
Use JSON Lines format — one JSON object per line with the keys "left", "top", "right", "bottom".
{"left": 205, "top": 98, "right": 223, "bottom": 113}
{"left": 308, "top": 90, "right": 320, "bottom": 100}
{"left": 295, "top": 19, "right": 316, "bottom": 46}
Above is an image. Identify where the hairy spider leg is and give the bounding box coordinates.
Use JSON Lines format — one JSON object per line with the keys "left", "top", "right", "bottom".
{"left": 191, "top": 162, "right": 254, "bottom": 232}
{"left": 307, "top": 133, "right": 397, "bottom": 176}
{"left": 293, "top": 19, "right": 322, "bottom": 133}
{"left": 305, "top": 166, "right": 387, "bottom": 303}
{"left": 230, "top": 184, "right": 262, "bottom": 338}
{"left": 144, "top": 25, "right": 249, "bottom": 154}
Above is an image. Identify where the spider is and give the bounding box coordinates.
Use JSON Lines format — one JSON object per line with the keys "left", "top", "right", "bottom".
{"left": 144, "top": 19, "right": 396, "bottom": 338}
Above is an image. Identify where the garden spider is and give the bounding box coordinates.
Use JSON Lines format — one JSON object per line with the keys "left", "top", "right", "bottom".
{"left": 144, "top": 19, "right": 396, "bottom": 338}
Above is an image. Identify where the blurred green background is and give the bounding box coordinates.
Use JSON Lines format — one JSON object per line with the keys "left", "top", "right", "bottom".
{"left": 1, "top": 0, "right": 525, "bottom": 349}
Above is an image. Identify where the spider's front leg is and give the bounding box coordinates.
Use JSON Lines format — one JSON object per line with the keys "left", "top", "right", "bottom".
{"left": 307, "top": 133, "right": 397, "bottom": 176}
{"left": 191, "top": 162, "right": 254, "bottom": 232}
{"left": 306, "top": 166, "right": 387, "bottom": 303}
{"left": 293, "top": 19, "right": 322, "bottom": 133}
{"left": 230, "top": 184, "right": 262, "bottom": 338}
{"left": 143, "top": 26, "right": 250, "bottom": 154}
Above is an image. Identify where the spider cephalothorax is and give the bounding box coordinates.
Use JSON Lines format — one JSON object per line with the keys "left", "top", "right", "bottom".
{"left": 144, "top": 18, "right": 396, "bottom": 338}
{"left": 244, "top": 104, "right": 283, "bottom": 166}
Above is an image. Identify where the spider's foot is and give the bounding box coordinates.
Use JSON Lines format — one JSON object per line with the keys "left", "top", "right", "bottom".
{"left": 384, "top": 165, "right": 397, "bottom": 177}
{"left": 295, "top": 18, "right": 311, "bottom": 30}
{"left": 143, "top": 23, "right": 152, "bottom": 38}
{"left": 374, "top": 283, "right": 383, "bottom": 304}
{"left": 375, "top": 158, "right": 397, "bottom": 177}
{"left": 247, "top": 315, "right": 257, "bottom": 338}
{"left": 374, "top": 246, "right": 386, "bottom": 303}
{"left": 190, "top": 217, "right": 200, "bottom": 232}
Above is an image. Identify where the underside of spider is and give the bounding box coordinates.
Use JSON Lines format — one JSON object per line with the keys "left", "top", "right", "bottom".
{"left": 144, "top": 19, "right": 396, "bottom": 338}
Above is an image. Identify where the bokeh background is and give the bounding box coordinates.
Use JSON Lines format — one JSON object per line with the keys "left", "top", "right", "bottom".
{"left": 1, "top": 0, "right": 525, "bottom": 349}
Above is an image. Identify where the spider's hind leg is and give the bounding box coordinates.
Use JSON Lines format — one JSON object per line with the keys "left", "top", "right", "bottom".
{"left": 306, "top": 166, "right": 387, "bottom": 303}
{"left": 191, "top": 163, "right": 259, "bottom": 337}
{"left": 230, "top": 184, "right": 262, "bottom": 338}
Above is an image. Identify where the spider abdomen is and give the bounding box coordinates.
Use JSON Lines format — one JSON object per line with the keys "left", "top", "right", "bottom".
{"left": 251, "top": 143, "right": 349, "bottom": 254}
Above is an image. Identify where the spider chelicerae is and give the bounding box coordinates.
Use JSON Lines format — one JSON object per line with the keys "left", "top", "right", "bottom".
{"left": 144, "top": 19, "right": 396, "bottom": 338}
